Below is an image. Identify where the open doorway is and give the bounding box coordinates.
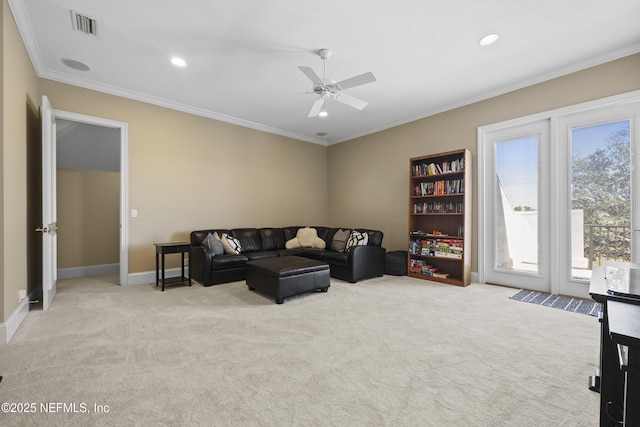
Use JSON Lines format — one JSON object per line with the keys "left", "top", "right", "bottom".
{"left": 51, "top": 109, "right": 129, "bottom": 286}
{"left": 56, "top": 119, "right": 120, "bottom": 280}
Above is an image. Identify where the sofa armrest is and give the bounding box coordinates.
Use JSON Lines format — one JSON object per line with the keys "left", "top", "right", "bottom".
{"left": 345, "top": 245, "right": 386, "bottom": 281}
{"left": 190, "top": 245, "right": 214, "bottom": 285}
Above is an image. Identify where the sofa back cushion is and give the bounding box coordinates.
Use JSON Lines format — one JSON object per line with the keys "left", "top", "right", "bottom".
{"left": 282, "top": 226, "right": 303, "bottom": 242}
{"left": 191, "top": 229, "right": 231, "bottom": 246}
{"left": 260, "top": 228, "right": 285, "bottom": 251}
{"left": 356, "top": 229, "right": 384, "bottom": 246}
{"left": 310, "top": 226, "right": 330, "bottom": 243}
{"left": 231, "top": 228, "right": 262, "bottom": 253}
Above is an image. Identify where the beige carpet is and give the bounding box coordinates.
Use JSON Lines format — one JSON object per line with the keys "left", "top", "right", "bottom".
{"left": 0, "top": 274, "right": 599, "bottom": 426}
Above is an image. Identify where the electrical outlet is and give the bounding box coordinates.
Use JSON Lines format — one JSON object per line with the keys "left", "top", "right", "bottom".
{"left": 19, "top": 289, "right": 26, "bottom": 302}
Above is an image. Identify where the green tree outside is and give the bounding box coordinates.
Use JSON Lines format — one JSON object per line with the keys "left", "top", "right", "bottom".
{"left": 572, "top": 128, "right": 630, "bottom": 264}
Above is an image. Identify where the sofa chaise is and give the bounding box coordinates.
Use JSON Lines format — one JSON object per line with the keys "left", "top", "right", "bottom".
{"left": 189, "top": 226, "right": 385, "bottom": 286}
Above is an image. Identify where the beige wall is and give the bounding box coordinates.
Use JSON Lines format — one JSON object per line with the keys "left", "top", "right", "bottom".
{"left": 39, "top": 79, "right": 329, "bottom": 273}
{"left": 2, "top": 0, "right": 40, "bottom": 323}
{"left": 57, "top": 168, "right": 120, "bottom": 268}
{"left": 2, "top": 0, "right": 639, "bottom": 325}
{"left": 328, "top": 53, "right": 640, "bottom": 273}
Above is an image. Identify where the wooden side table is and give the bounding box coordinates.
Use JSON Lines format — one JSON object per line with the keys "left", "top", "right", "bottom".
{"left": 155, "top": 242, "right": 191, "bottom": 291}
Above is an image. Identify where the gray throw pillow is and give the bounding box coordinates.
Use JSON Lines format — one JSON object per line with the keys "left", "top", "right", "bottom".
{"left": 203, "top": 232, "right": 224, "bottom": 256}
{"left": 331, "top": 229, "right": 351, "bottom": 252}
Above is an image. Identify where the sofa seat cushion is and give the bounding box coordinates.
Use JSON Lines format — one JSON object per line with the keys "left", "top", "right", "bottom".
{"left": 321, "top": 250, "right": 349, "bottom": 266}
{"left": 299, "top": 248, "right": 325, "bottom": 260}
{"left": 210, "top": 254, "right": 249, "bottom": 270}
{"left": 278, "top": 248, "right": 304, "bottom": 257}
{"left": 246, "top": 251, "right": 280, "bottom": 261}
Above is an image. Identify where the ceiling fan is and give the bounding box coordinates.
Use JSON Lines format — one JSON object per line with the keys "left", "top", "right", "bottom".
{"left": 298, "top": 49, "right": 376, "bottom": 118}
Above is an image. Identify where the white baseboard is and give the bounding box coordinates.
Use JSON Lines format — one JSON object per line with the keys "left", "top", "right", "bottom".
{"left": 0, "top": 287, "right": 38, "bottom": 345}
{"left": 57, "top": 263, "right": 119, "bottom": 279}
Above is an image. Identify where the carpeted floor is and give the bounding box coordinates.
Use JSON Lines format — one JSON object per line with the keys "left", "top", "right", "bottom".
{"left": 510, "top": 289, "right": 601, "bottom": 316}
{"left": 0, "top": 274, "right": 599, "bottom": 426}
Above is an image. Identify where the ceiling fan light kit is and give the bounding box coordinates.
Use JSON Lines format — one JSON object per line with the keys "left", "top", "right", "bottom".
{"left": 299, "top": 48, "right": 377, "bottom": 118}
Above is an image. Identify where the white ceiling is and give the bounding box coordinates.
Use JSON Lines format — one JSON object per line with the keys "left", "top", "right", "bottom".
{"left": 9, "top": 0, "right": 640, "bottom": 145}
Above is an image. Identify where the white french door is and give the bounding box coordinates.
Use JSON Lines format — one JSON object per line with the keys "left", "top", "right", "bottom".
{"left": 556, "top": 102, "right": 640, "bottom": 297}
{"left": 479, "top": 92, "right": 640, "bottom": 298}
{"left": 480, "top": 120, "right": 551, "bottom": 293}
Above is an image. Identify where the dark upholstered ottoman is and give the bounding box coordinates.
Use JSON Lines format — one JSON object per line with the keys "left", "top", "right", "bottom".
{"left": 246, "top": 256, "right": 330, "bottom": 304}
{"left": 385, "top": 250, "right": 408, "bottom": 276}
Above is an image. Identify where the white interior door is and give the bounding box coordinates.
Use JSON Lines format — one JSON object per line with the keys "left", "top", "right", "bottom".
{"left": 40, "top": 95, "right": 57, "bottom": 310}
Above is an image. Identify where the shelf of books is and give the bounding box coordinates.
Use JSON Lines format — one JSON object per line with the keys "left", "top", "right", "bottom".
{"left": 408, "top": 149, "right": 471, "bottom": 286}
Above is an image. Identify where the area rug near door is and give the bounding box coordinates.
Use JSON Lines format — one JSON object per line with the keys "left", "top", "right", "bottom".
{"left": 510, "top": 289, "right": 601, "bottom": 316}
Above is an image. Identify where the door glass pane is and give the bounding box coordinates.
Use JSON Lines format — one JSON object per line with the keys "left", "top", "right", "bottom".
{"left": 571, "top": 120, "right": 631, "bottom": 280}
{"left": 494, "top": 136, "right": 539, "bottom": 274}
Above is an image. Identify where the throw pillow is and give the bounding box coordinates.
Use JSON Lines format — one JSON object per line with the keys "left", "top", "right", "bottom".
{"left": 331, "top": 229, "right": 351, "bottom": 252}
{"left": 203, "top": 232, "right": 224, "bottom": 256}
{"left": 297, "top": 227, "right": 326, "bottom": 249}
{"left": 345, "top": 230, "right": 369, "bottom": 252}
{"left": 285, "top": 237, "right": 301, "bottom": 249}
{"left": 221, "top": 233, "right": 242, "bottom": 255}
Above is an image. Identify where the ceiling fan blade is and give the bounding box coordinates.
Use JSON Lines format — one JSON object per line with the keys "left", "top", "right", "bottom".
{"left": 336, "top": 92, "right": 368, "bottom": 110}
{"left": 336, "top": 72, "right": 376, "bottom": 90}
{"left": 308, "top": 97, "right": 325, "bottom": 117}
{"left": 298, "top": 66, "right": 323, "bottom": 85}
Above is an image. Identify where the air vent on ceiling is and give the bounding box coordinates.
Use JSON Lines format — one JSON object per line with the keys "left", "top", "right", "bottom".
{"left": 70, "top": 10, "right": 97, "bottom": 36}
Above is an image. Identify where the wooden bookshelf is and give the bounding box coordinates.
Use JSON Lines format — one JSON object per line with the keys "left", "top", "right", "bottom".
{"left": 408, "top": 149, "right": 471, "bottom": 286}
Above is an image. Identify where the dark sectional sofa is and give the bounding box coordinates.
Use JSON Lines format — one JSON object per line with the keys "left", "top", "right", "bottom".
{"left": 189, "top": 226, "right": 386, "bottom": 286}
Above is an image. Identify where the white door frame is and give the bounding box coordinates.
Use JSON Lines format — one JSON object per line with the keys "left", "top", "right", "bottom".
{"left": 478, "top": 89, "right": 640, "bottom": 297}
{"left": 52, "top": 108, "right": 129, "bottom": 286}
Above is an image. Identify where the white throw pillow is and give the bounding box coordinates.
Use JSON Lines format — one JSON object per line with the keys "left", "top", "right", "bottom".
{"left": 221, "top": 233, "right": 242, "bottom": 254}
{"left": 296, "top": 227, "right": 326, "bottom": 249}
{"left": 345, "top": 230, "right": 369, "bottom": 252}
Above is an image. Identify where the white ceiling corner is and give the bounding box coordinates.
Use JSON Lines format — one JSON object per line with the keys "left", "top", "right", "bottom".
{"left": 9, "top": 0, "right": 640, "bottom": 145}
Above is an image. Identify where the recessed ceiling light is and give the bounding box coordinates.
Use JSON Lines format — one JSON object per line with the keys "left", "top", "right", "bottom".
{"left": 61, "top": 58, "right": 90, "bottom": 71}
{"left": 316, "top": 132, "right": 328, "bottom": 137}
{"left": 479, "top": 33, "right": 500, "bottom": 46}
{"left": 171, "top": 57, "right": 186, "bottom": 67}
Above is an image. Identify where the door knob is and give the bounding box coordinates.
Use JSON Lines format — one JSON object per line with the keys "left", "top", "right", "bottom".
{"left": 35, "top": 225, "right": 57, "bottom": 233}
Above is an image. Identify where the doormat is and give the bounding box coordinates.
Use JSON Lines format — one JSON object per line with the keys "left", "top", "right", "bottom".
{"left": 510, "top": 289, "right": 601, "bottom": 317}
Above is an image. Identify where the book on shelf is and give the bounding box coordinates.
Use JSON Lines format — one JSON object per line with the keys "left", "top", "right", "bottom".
{"left": 413, "top": 201, "right": 464, "bottom": 214}
{"left": 408, "top": 259, "right": 451, "bottom": 278}
{"left": 413, "top": 179, "right": 464, "bottom": 196}
{"left": 412, "top": 157, "right": 465, "bottom": 177}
